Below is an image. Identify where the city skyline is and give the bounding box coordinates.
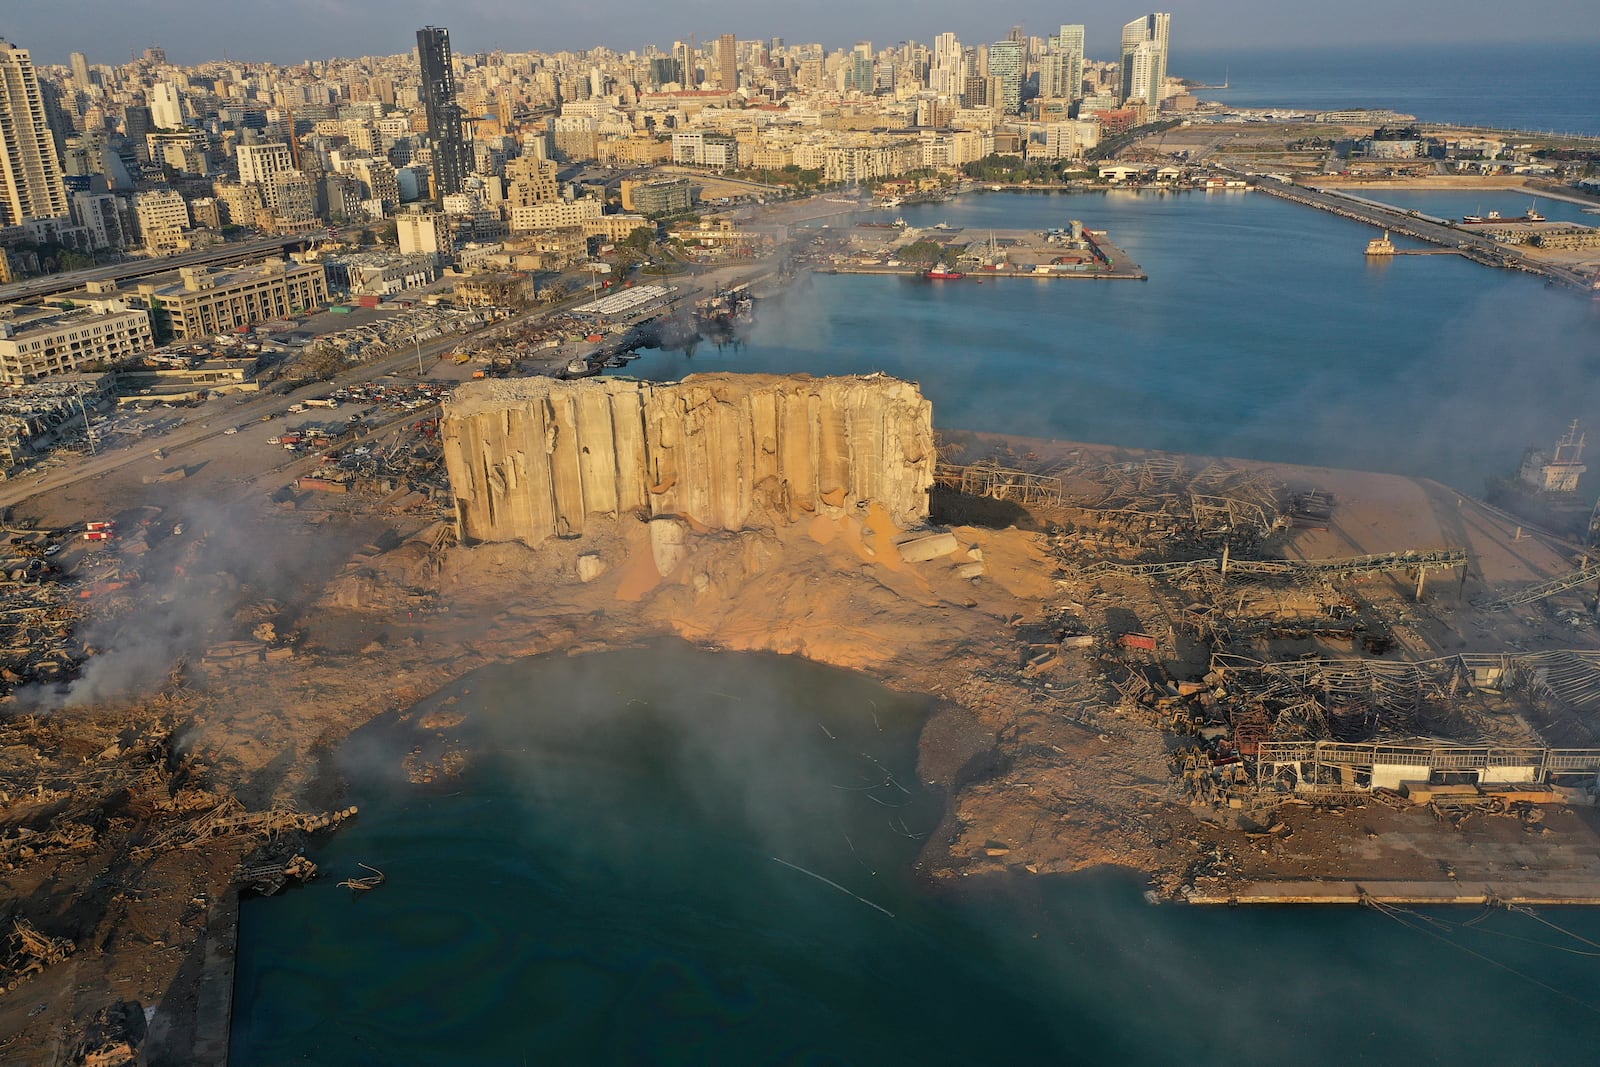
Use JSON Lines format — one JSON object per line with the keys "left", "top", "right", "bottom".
{"left": 11, "top": 0, "right": 1600, "bottom": 68}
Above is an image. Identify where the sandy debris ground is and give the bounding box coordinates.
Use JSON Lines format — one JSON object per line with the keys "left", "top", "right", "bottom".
{"left": 5, "top": 431, "right": 1600, "bottom": 1062}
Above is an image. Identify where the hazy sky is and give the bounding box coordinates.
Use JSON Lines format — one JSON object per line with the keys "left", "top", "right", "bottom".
{"left": 10, "top": 0, "right": 1600, "bottom": 67}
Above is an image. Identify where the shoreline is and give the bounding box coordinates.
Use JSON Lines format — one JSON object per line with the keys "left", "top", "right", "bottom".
{"left": 7, "top": 175, "right": 1600, "bottom": 1061}
{"left": 6, "top": 418, "right": 1600, "bottom": 1062}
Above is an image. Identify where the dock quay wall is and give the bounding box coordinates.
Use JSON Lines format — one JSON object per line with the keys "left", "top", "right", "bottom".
{"left": 441, "top": 374, "right": 934, "bottom": 545}
{"left": 1253, "top": 179, "right": 1595, "bottom": 291}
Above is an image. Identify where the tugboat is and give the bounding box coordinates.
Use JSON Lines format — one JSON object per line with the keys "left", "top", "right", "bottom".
{"left": 924, "top": 262, "right": 965, "bottom": 280}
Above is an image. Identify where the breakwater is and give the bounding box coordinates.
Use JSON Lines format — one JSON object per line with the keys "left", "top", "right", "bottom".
{"left": 1253, "top": 178, "right": 1597, "bottom": 291}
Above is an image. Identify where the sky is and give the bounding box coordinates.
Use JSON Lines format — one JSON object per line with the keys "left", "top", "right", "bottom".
{"left": 8, "top": 0, "right": 1600, "bottom": 68}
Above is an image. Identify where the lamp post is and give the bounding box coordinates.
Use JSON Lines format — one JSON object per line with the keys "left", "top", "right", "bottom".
{"left": 73, "top": 388, "right": 97, "bottom": 457}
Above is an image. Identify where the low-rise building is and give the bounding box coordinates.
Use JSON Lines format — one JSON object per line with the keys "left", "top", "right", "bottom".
{"left": 134, "top": 188, "right": 190, "bottom": 253}
{"left": 621, "top": 176, "right": 693, "bottom": 216}
{"left": 123, "top": 259, "right": 328, "bottom": 340}
{"left": 508, "top": 197, "right": 603, "bottom": 233}
{"left": 583, "top": 214, "right": 651, "bottom": 243}
{"left": 321, "top": 251, "right": 438, "bottom": 296}
{"left": 396, "top": 208, "right": 451, "bottom": 260}
{"left": 672, "top": 131, "right": 740, "bottom": 170}
{"left": 0, "top": 303, "right": 152, "bottom": 383}
{"left": 452, "top": 271, "right": 534, "bottom": 308}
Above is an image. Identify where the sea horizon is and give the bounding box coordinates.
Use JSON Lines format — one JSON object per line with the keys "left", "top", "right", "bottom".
{"left": 1178, "top": 41, "right": 1600, "bottom": 136}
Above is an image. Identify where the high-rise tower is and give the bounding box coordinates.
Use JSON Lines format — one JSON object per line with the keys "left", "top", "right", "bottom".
{"left": 150, "top": 81, "right": 185, "bottom": 129}
{"left": 715, "top": 33, "right": 738, "bottom": 91}
{"left": 987, "top": 40, "right": 1024, "bottom": 115}
{"left": 0, "top": 38, "right": 69, "bottom": 225}
{"left": 1042, "top": 25, "right": 1085, "bottom": 102}
{"left": 1119, "top": 13, "right": 1170, "bottom": 109}
{"left": 417, "top": 25, "right": 470, "bottom": 199}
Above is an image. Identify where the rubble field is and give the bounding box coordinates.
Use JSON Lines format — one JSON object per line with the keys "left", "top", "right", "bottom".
{"left": 4, "top": 414, "right": 1600, "bottom": 1063}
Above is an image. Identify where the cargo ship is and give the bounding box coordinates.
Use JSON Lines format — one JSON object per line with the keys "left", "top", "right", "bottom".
{"left": 1461, "top": 205, "right": 1545, "bottom": 224}
{"left": 925, "top": 263, "right": 965, "bottom": 280}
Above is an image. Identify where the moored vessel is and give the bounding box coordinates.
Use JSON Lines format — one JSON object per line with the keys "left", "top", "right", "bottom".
{"left": 1462, "top": 204, "right": 1545, "bottom": 224}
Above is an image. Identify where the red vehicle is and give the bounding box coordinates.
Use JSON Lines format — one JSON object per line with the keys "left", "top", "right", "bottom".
{"left": 83, "top": 530, "right": 115, "bottom": 542}
{"left": 85, "top": 520, "right": 116, "bottom": 531}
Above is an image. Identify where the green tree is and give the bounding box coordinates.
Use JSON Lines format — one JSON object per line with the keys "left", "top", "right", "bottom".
{"left": 898, "top": 239, "right": 959, "bottom": 264}
{"left": 623, "top": 226, "right": 656, "bottom": 252}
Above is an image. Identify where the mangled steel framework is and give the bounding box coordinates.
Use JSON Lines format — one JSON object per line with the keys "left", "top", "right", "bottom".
{"left": 1210, "top": 650, "right": 1600, "bottom": 793}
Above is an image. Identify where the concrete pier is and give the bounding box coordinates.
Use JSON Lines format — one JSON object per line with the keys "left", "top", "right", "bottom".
{"left": 1185, "top": 880, "right": 1600, "bottom": 906}
{"left": 1253, "top": 177, "right": 1597, "bottom": 291}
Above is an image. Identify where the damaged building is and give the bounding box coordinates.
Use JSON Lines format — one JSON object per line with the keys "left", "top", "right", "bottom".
{"left": 441, "top": 374, "right": 935, "bottom": 545}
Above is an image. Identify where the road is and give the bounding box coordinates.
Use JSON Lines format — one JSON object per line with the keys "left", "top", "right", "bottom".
{"left": 0, "top": 236, "right": 312, "bottom": 304}
{"left": 0, "top": 186, "right": 856, "bottom": 514}
{"left": 0, "top": 320, "right": 471, "bottom": 512}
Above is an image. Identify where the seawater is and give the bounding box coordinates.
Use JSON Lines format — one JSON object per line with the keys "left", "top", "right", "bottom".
{"left": 1182, "top": 42, "right": 1600, "bottom": 137}
{"left": 232, "top": 643, "right": 1600, "bottom": 1064}
{"left": 233, "top": 191, "right": 1600, "bottom": 1062}
{"left": 630, "top": 190, "right": 1600, "bottom": 495}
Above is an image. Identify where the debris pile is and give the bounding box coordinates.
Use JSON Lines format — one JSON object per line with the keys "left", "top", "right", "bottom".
{"left": 2, "top": 917, "right": 74, "bottom": 994}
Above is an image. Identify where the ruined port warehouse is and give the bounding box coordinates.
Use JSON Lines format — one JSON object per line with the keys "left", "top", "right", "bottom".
{"left": 10, "top": 365, "right": 1600, "bottom": 1057}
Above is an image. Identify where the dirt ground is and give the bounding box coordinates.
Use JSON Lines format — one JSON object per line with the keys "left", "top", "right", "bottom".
{"left": 4, "top": 423, "right": 1600, "bottom": 1063}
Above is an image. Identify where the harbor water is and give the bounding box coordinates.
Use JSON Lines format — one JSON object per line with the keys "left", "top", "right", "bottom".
{"left": 235, "top": 183, "right": 1600, "bottom": 1062}
{"left": 232, "top": 643, "right": 1600, "bottom": 1064}
{"left": 629, "top": 189, "right": 1600, "bottom": 495}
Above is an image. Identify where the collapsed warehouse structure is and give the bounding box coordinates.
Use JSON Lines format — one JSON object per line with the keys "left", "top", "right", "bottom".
{"left": 936, "top": 448, "right": 1600, "bottom": 808}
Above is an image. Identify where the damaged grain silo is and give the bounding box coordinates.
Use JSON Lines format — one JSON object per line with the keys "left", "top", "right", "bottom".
{"left": 440, "top": 373, "right": 935, "bottom": 545}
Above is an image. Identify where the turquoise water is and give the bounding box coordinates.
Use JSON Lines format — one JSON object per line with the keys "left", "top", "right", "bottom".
{"left": 232, "top": 644, "right": 1600, "bottom": 1064}
{"left": 630, "top": 191, "right": 1600, "bottom": 495}
{"left": 233, "top": 183, "right": 1600, "bottom": 1065}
